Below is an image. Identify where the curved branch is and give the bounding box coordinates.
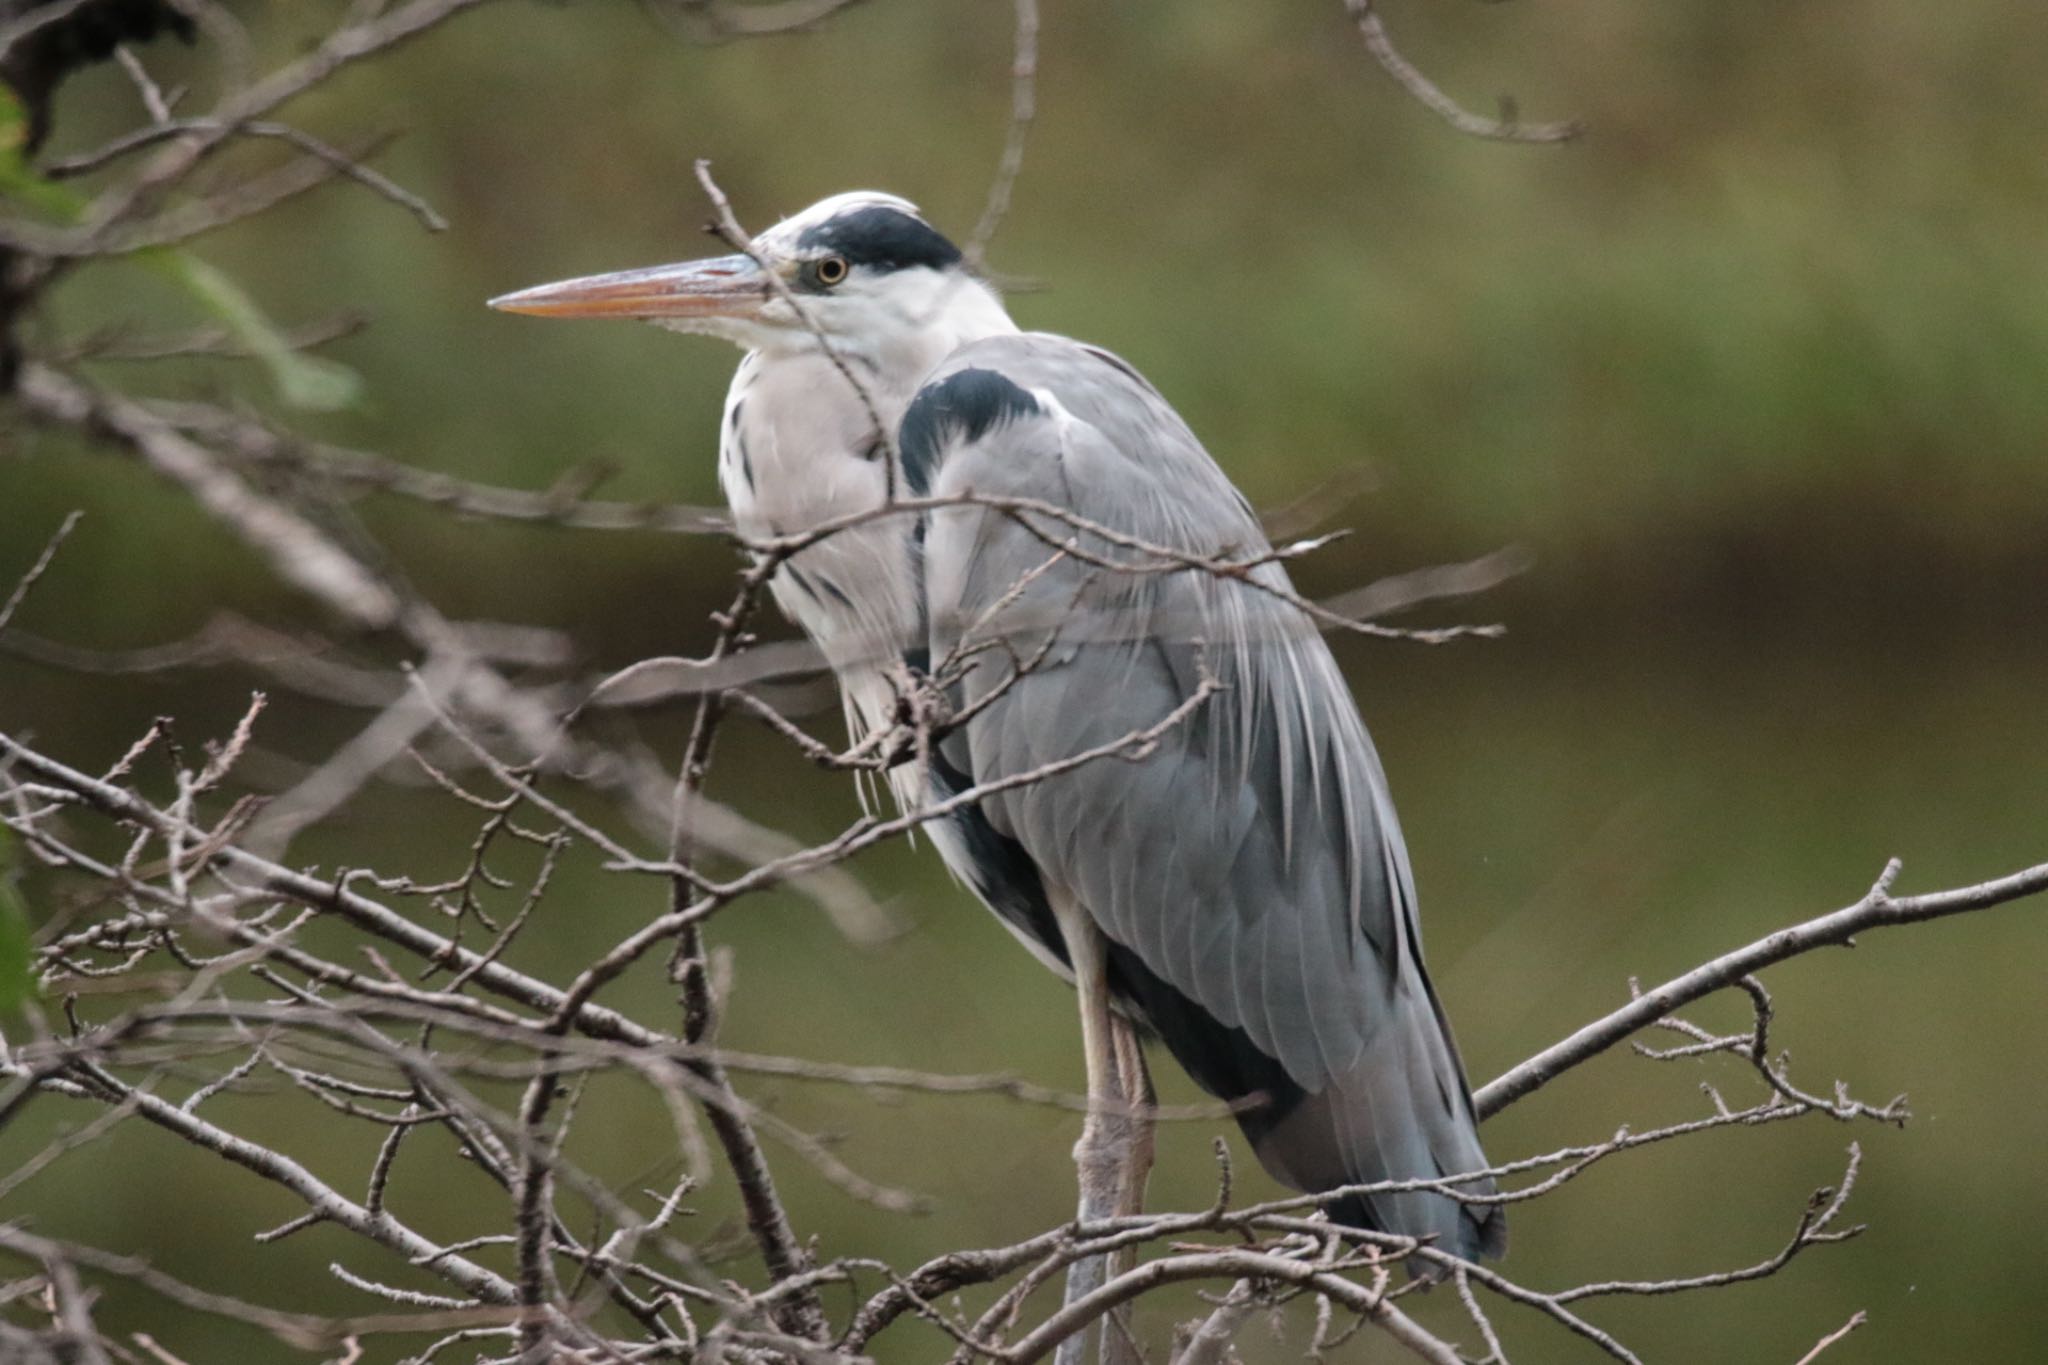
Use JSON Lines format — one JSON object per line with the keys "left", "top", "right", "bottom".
{"left": 1342, "top": 0, "right": 1581, "bottom": 144}
{"left": 964, "top": 0, "right": 1038, "bottom": 266}
{"left": 1476, "top": 857, "right": 2048, "bottom": 1119}
{"left": 1005, "top": 1248, "right": 1461, "bottom": 1365}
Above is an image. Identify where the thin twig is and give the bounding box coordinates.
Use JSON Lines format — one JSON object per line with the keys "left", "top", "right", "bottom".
{"left": 1477, "top": 857, "right": 2048, "bottom": 1118}
{"left": 1793, "top": 1310, "right": 1868, "bottom": 1365}
{"left": 693, "top": 159, "right": 902, "bottom": 494}
{"left": 965, "top": 0, "right": 1038, "bottom": 267}
{"left": 0, "top": 511, "right": 83, "bottom": 634}
{"left": 1341, "top": 0, "right": 1581, "bottom": 143}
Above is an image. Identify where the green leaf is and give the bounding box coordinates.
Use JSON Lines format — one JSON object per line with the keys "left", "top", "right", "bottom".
{"left": 2, "top": 84, "right": 360, "bottom": 411}
{"left": 0, "top": 83, "right": 86, "bottom": 221}
{"left": 0, "top": 80, "right": 29, "bottom": 159}
{"left": 149, "top": 251, "right": 364, "bottom": 412}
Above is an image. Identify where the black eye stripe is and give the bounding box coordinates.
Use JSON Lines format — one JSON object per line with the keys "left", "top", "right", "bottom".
{"left": 795, "top": 205, "right": 962, "bottom": 273}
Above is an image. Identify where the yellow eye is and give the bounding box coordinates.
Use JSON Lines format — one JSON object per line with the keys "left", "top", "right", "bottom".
{"left": 814, "top": 255, "right": 849, "bottom": 286}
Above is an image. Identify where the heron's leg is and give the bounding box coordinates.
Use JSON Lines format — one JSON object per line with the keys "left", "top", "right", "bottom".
{"left": 1109, "top": 1015, "right": 1155, "bottom": 1218}
{"left": 1097, "top": 1014, "right": 1155, "bottom": 1365}
{"left": 1051, "top": 891, "right": 1125, "bottom": 1365}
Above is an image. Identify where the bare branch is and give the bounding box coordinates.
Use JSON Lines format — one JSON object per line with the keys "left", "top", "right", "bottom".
{"left": 642, "top": 0, "right": 872, "bottom": 42}
{"left": 964, "top": 0, "right": 1038, "bottom": 267}
{"left": 146, "top": 400, "right": 730, "bottom": 534}
{"left": 0, "top": 509, "right": 81, "bottom": 634}
{"left": 1340, "top": 0, "right": 1581, "bottom": 144}
{"left": 43, "top": 120, "right": 447, "bottom": 231}
{"left": 1793, "top": 1310, "right": 1868, "bottom": 1365}
{"left": 1, "top": 9, "right": 2033, "bottom": 1363}
{"left": 694, "top": 158, "right": 903, "bottom": 494}
{"left": 14, "top": 365, "right": 403, "bottom": 630}
{"left": 1005, "top": 1247, "right": 1462, "bottom": 1365}
{"left": 0, "top": 1227, "right": 519, "bottom": 1347}
{"left": 0, "top": 0, "right": 98, "bottom": 60}
{"left": 1476, "top": 856, "right": 2048, "bottom": 1118}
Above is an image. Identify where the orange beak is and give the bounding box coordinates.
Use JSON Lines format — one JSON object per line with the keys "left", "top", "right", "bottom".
{"left": 488, "top": 253, "right": 771, "bottom": 321}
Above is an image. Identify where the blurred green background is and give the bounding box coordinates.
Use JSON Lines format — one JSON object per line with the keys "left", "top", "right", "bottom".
{"left": 4, "top": 0, "right": 2047, "bottom": 1360}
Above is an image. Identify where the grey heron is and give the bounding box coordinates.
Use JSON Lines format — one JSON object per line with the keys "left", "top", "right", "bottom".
{"left": 492, "top": 192, "right": 1505, "bottom": 1277}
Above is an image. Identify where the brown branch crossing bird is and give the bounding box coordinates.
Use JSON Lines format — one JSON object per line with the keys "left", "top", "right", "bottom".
{"left": 490, "top": 191, "right": 1505, "bottom": 1319}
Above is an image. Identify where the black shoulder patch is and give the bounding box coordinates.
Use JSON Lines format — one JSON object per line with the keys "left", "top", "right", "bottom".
{"left": 898, "top": 367, "right": 1041, "bottom": 495}
{"left": 797, "top": 205, "right": 962, "bottom": 273}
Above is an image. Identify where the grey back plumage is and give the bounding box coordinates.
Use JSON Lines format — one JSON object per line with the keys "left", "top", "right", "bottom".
{"left": 912, "top": 333, "right": 1504, "bottom": 1261}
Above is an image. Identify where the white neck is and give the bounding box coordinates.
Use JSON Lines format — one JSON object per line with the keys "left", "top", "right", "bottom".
{"left": 754, "top": 270, "right": 1019, "bottom": 421}
{"left": 713, "top": 270, "right": 1013, "bottom": 792}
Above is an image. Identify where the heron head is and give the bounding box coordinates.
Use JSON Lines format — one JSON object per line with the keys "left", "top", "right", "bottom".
{"left": 490, "top": 191, "right": 1004, "bottom": 359}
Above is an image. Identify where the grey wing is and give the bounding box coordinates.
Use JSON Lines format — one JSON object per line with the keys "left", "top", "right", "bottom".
{"left": 911, "top": 333, "right": 1503, "bottom": 1260}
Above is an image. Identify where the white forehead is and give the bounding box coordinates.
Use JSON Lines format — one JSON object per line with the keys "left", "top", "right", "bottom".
{"left": 755, "top": 191, "right": 929, "bottom": 250}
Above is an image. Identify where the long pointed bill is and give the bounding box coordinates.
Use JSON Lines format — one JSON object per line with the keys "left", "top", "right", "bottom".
{"left": 488, "top": 253, "right": 770, "bottom": 321}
